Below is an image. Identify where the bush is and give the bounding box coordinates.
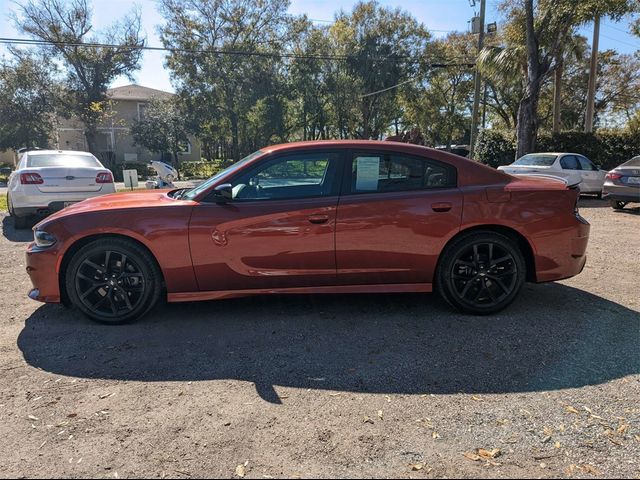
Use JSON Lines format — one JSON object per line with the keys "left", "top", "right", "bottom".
{"left": 112, "top": 162, "right": 156, "bottom": 182}
{"left": 474, "top": 129, "right": 640, "bottom": 171}
{"left": 179, "top": 159, "right": 226, "bottom": 179}
{"left": 474, "top": 130, "right": 516, "bottom": 168}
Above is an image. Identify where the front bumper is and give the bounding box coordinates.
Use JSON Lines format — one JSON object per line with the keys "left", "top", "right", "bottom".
{"left": 26, "top": 243, "right": 62, "bottom": 303}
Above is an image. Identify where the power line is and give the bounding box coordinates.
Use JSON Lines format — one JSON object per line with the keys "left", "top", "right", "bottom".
{"left": 599, "top": 33, "right": 640, "bottom": 49}
{"left": 361, "top": 62, "right": 476, "bottom": 98}
{"left": 0, "top": 36, "right": 417, "bottom": 62}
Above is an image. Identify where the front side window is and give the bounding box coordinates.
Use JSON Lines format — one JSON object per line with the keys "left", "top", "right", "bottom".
{"left": 560, "top": 155, "right": 580, "bottom": 170}
{"left": 231, "top": 152, "right": 339, "bottom": 201}
{"left": 349, "top": 153, "right": 456, "bottom": 194}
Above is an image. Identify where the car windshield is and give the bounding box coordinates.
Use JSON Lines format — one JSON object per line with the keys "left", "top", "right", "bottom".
{"left": 27, "top": 153, "right": 101, "bottom": 168}
{"left": 621, "top": 156, "right": 640, "bottom": 167}
{"left": 181, "top": 150, "right": 264, "bottom": 200}
{"left": 512, "top": 154, "right": 558, "bottom": 166}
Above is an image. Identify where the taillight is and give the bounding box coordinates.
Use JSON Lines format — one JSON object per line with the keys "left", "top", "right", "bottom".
{"left": 20, "top": 173, "right": 44, "bottom": 184}
{"left": 96, "top": 172, "right": 114, "bottom": 184}
{"left": 606, "top": 172, "right": 623, "bottom": 181}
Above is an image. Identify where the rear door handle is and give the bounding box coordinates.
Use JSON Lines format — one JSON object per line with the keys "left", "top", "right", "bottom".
{"left": 308, "top": 214, "right": 329, "bottom": 224}
{"left": 431, "top": 202, "right": 452, "bottom": 213}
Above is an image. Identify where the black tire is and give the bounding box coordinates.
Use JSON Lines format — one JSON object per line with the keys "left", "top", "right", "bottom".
{"left": 436, "top": 231, "right": 526, "bottom": 315}
{"left": 596, "top": 192, "right": 602, "bottom": 200}
{"left": 65, "top": 238, "right": 163, "bottom": 324}
{"left": 610, "top": 200, "right": 626, "bottom": 210}
{"left": 8, "top": 196, "right": 31, "bottom": 229}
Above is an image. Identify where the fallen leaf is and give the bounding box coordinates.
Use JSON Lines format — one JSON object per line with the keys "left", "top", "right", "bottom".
{"left": 565, "top": 406, "right": 580, "bottom": 415}
{"left": 617, "top": 424, "right": 629, "bottom": 435}
{"left": 555, "top": 441, "right": 561, "bottom": 449}
{"left": 28, "top": 415, "right": 39, "bottom": 421}
{"left": 463, "top": 452, "right": 481, "bottom": 461}
{"left": 477, "top": 448, "right": 501, "bottom": 459}
{"left": 67, "top": 413, "right": 78, "bottom": 418}
{"left": 409, "top": 463, "right": 424, "bottom": 471}
{"left": 363, "top": 416, "right": 374, "bottom": 424}
{"left": 432, "top": 431, "right": 440, "bottom": 439}
{"left": 543, "top": 426, "right": 554, "bottom": 436}
{"left": 99, "top": 393, "right": 114, "bottom": 399}
{"left": 235, "top": 463, "right": 247, "bottom": 478}
{"left": 377, "top": 410, "right": 383, "bottom": 420}
{"left": 471, "top": 396, "right": 483, "bottom": 402}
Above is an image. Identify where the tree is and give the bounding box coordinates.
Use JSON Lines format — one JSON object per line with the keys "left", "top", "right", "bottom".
{"left": 332, "top": 1, "right": 431, "bottom": 139}
{"left": 160, "top": 0, "right": 293, "bottom": 161}
{"left": 14, "top": 0, "right": 145, "bottom": 154}
{"left": 130, "top": 97, "right": 189, "bottom": 177}
{"left": 0, "top": 52, "right": 64, "bottom": 151}
{"left": 402, "top": 33, "right": 475, "bottom": 148}
{"left": 485, "top": 0, "right": 635, "bottom": 157}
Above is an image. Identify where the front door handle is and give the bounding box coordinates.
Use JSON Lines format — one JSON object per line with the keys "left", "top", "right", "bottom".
{"left": 308, "top": 214, "right": 329, "bottom": 224}
{"left": 431, "top": 202, "right": 452, "bottom": 213}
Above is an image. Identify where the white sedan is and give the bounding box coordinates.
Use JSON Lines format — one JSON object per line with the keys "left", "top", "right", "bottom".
{"left": 497, "top": 152, "right": 606, "bottom": 195}
{"left": 7, "top": 149, "right": 116, "bottom": 229}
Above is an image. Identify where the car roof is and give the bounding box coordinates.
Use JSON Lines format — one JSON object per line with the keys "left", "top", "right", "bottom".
{"left": 26, "top": 150, "right": 95, "bottom": 156}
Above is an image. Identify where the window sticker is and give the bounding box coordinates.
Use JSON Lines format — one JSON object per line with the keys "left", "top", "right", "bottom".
{"left": 356, "top": 156, "right": 381, "bottom": 191}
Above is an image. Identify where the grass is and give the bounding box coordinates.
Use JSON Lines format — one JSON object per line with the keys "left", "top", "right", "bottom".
{"left": 0, "top": 193, "right": 7, "bottom": 213}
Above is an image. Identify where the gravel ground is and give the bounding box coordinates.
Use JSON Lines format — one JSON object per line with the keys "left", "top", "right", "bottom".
{"left": 0, "top": 199, "right": 638, "bottom": 479}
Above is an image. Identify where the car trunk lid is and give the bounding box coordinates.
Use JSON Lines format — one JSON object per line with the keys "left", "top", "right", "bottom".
{"left": 34, "top": 167, "right": 105, "bottom": 193}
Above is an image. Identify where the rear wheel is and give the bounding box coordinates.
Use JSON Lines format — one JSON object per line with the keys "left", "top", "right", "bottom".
{"left": 437, "top": 232, "right": 526, "bottom": 315}
{"left": 8, "top": 195, "right": 31, "bottom": 229}
{"left": 610, "top": 200, "right": 627, "bottom": 210}
{"left": 65, "top": 238, "right": 162, "bottom": 324}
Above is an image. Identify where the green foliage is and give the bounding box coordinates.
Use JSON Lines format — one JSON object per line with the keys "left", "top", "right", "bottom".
{"left": 131, "top": 97, "right": 190, "bottom": 172}
{"left": 474, "top": 130, "right": 517, "bottom": 167}
{"left": 475, "top": 129, "right": 640, "bottom": 170}
{"left": 178, "top": 160, "right": 225, "bottom": 179}
{"left": 111, "top": 162, "right": 156, "bottom": 182}
{"left": 0, "top": 53, "right": 62, "bottom": 150}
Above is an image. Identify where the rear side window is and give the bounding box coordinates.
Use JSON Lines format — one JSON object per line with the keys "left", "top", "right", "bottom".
{"left": 350, "top": 153, "right": 456, "bottom": 194}
{"left": 560, "top": 155, "right": 580, "bottom": 170}
{"left": 27, "top": 154, "right": 101, "bottom": 168}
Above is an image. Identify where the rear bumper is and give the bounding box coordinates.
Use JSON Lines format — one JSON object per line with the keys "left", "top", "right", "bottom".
{"left": 532, "top": 216, "right": 590, "bottom": 283}
{"left": 25, "top": 243, "right": 62, "bottom": 303}
{"left": 10, "top": 187, "right": 116, "bottom": 215}
{"left": 602, "top": 186, "right": 640, "bottom": 203}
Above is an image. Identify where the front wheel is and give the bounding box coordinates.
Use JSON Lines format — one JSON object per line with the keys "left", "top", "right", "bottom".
{"left": 65, "top": 238, "right": 163, "bottom": 324}
{"left": 437, "top": 232, "right": 526, "bottom": 315}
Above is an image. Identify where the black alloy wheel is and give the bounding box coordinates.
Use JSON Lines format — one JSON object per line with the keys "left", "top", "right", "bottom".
{"left": 437, "top": 232, "right": 526, "bottom": 314}
{"left": 66, "top": 238, "right": 162, "bottom": 324}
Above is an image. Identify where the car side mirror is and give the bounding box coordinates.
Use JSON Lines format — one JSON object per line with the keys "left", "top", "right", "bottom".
{"left": 213, "top": 183, "right": 233, "bottom": 203}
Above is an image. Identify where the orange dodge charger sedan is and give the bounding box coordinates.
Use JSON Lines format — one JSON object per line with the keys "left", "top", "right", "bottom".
{"left": 25, "top": 141, "right": 590, "bottom": 324}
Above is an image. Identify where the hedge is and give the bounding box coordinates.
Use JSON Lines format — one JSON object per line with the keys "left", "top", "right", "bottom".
{"left": 475, "top": 130, "right": 640, "bottom": 171}
{"left": 178, "top": 159, "right": 226, "bottom": 179}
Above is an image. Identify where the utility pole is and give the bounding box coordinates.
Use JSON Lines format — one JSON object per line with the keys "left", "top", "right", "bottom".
{"left": 585, "top": 15, "right": 600, "bottom": 133}
{"left": 552, "top": 58, "right": 563, "bottom": 133}
{"left": 469, "top": 0, "right": 486, "bottom": 158}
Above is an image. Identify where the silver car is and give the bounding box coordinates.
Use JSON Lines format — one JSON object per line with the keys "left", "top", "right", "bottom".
{"left": 603, "top": 156, "right": 640, "bottom": 210}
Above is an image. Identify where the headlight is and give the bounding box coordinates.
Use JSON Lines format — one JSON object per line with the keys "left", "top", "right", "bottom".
{"left": 34, "top": 230, "right": 57, "bottom": 248}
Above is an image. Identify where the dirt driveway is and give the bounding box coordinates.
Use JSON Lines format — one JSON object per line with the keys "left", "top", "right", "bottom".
{"left": 0, "top": 200, "right": 638, "bottom": 479}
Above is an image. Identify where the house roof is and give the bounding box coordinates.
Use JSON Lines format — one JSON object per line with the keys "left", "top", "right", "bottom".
{"left": 106, "top": 84, "right": 173, "bottom": 101}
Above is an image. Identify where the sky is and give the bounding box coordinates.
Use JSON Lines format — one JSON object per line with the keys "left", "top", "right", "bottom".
{"left": 0, "top": 0, "right": 638, "bottom": 93}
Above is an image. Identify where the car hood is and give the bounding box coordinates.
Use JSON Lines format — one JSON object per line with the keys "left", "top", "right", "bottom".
{"left": 38, "top": 190, "right": 191, "bottom": 225}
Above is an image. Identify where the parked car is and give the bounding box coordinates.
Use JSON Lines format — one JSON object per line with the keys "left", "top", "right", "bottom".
{"left": 497, "top": 153, "right": 606, "bottom": 195}
{"left": 26, "top": 141, "right": 590, "bottom": 324}
{"left": 602, "top": 156, "right": 640, "bottom": 210}
{"left": 7, "top": 150, "right": 115, "bottom": 229}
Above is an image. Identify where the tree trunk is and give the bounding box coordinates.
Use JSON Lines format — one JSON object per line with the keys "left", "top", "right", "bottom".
{"left": 84, "top": 126, "right": 98, "bottom": 155}
{"left": 230, "top": 112, "right": 240, "bottom": 162}
{"left": 516, "top": 79, "right": 541, "bottom": 158}
{"left": 173, "top": 151, "right": 181, "bottom": 181}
